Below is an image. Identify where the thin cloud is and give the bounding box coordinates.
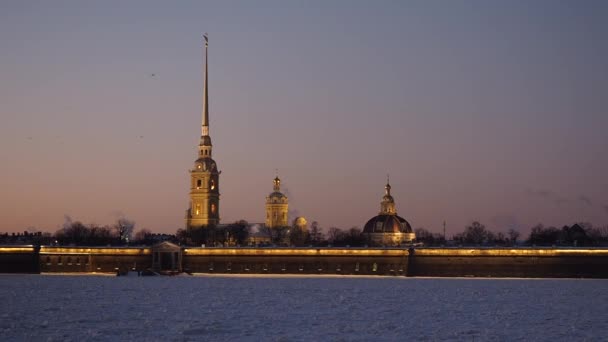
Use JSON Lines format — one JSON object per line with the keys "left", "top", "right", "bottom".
{"left": 525, "top": 188, "right": 568, "bottom": 205}
{"left": 526, "top": 188, "right": 597, "bottom": 209}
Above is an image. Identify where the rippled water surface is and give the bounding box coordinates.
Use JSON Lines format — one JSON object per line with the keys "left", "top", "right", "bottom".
{"left": 1, "top": 274, "right": 606, "bottom": 341}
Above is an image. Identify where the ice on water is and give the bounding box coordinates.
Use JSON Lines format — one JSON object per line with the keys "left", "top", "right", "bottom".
{"left": 1, "top": 274, "right": 606, "bottom": 341}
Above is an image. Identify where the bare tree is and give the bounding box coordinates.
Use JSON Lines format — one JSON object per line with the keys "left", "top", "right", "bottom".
{"left": 288, "top": 225, "right": 308, "bottom": 246}
{"left": 327, "top": 227, "right": 343, "bottom": 244}
{"left": 527, "top": 224, "right": 559, "bottom": 245}
{"left": 455, "top": 221, "right": 492, "bottom": 245}
{"left": 507, "top": 229, "right": 520, "bottom": 245}
{"left": 114, "top": 218, "right": 135, "bottom": 244}
{"left": 56, "top": 221, "right": 88, "bottom": 245}
{"left": 259, "top": 225, "right": 290, "bottom": 245}
{"left": 55, "top": 221, "right": 114, "bottom": 246}
{"left": 225, "top": 220, "right": 250, "bottom": 246}
{"left": 133, "top": 228, "right": 152, "bottom": 244}
{"left": 414, "top": 227, "right": 446, "bottom": 246}
{"left": 308, "top": 221, "right": 324, "bottom": 246}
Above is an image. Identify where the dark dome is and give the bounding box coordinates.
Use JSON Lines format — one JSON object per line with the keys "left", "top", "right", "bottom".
{"left": 267, "top": 191, "right": 288, "bottom": 204}
{"left": 363, "top": 214, "right": 412, "bottom": 234}
{"left": 269, "top": 191, "right": 287, "bottom": 199}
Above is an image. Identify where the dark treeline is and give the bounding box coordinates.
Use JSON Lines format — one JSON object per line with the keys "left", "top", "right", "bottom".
{"left": 4, "top": 218, "right": 608, "bottom": 248}
{"left": 0, "top": 217, "right": 153, "bottom": 246}
{"left": 271, "top": 223, "right": 367, "bottom": 247}
{"left": 416, "top": 221, "right": 608, "bottom": 247}
{"left": 177, "top": 221, "right": 368, "bottom": 247}
{"left": 176, "top": 220, "right": 250, "bottom": 247}
{"left": 527, "top": 223, "right": 608, "bottom": 246}
{"left": 452, "top": 221, "right": 520, "bottom": 246}
{"left": 256, "top": 222, "right": 367, "bottom": 247}
{"left": 53, "top": 217, "right": 137, "bottom": 246}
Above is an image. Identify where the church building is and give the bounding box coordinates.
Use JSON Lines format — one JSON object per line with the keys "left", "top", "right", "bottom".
{"left": 265, "top": 175, "right": 289, "bottom": 228}
{"left": 185, "top": 34, "right": 220, "bottom": 228}
{"left": 363, "top": 180, "right": 415, "bottom": 246}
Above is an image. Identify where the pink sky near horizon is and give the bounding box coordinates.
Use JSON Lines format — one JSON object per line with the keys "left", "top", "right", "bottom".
{"left": 1, "top": 1, "right": 607, "bottom": 236}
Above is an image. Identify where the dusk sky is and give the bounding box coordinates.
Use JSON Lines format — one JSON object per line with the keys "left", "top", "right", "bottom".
{"left": 1, "top": 1, "right": 607, "bottom": 236}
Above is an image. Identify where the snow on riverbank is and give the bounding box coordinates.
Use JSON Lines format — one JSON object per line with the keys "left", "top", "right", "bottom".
{"left": 1, "top": 275, "right": 606, "bottom": 341}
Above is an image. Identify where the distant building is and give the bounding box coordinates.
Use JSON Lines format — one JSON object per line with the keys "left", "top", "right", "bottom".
{"left": 246, "top": 223, "right": 271, "bottom": 246}
{"left": 265, "top": 175, "right": 289, "bottom": 228}
{"left": 363, "top": 180, "right": 415, "bottom": 246}
{"left": 293, "top": 216, "right": 308, "bottom": 232}
{"left": 185, "top": 34, "right": 220, "bottom": 228}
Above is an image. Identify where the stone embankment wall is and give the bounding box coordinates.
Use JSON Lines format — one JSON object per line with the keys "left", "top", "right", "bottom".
{"left": 38, "top": 246, "right": 152, "bottom": 273}
{"left": 0, "top": 246, "right": 39, "bottom": 273}
{"left": 182, "top": 248, "right": 410, "bottom": 276}
{"left": 409, "top": 248, "right": 608, "bottom": 278}
{"left": 1, "top": 246, "right": 608, "bottom": 278}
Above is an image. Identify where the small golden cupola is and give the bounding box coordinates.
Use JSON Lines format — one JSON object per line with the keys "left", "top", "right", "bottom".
{"left": 380, "top": 182, "right": 396, "bottom": 215}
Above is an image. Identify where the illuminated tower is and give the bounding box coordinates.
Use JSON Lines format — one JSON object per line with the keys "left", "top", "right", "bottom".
{"left": 186, "top": 34, "right": 220, "bottom": 228}
{"left": 265, "top": 175, "right": 289, "bottom": 228}
{"left": 380, "top": 182, "right": 396, "bottom": 215}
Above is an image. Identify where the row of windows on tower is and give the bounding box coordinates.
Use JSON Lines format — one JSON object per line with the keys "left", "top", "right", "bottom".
{"left": 267, "top": 213, "right": 287, "bottom": 220}
{"left": 195, "top": 179, "right": 215, "bottom": 190}
{"left": 195, "top": 203, "right": 216, "bottom": 216}
{"left": 200, "top": 149, "right": 210, "bottom": 156}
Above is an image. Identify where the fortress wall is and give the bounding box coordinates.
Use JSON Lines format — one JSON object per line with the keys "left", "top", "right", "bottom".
{"left": 38, "top": 247, "right": 151, "bottom": 274}
{"left": 183, "top": 255, "right": 408, "bottom": 275}
{"left": 409, "top": 248, "right": 608, "bottom": 278}
{"left": 182, "top": 248, "right": 608, "bottom": 278}
{"left": 2, "top": 246, "right": 608, "bottom": 278}
{"left": 0, "top": 246, "right": 39, "bottom": 273}
{"left": 182, "top": 248, "right": 409, "bottom": 275}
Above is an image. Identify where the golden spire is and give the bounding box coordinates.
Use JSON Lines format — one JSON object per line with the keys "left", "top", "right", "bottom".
{"left": 385, "top": 173, "right": 391, "bottom": 196}
{"left": 201, "top": 33, "right": 209, "bottom": 137}
{"left": 273, "top": 171, "right": 281, "bottom": 192}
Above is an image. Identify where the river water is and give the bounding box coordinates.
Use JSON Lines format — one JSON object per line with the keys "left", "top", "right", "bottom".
{"left": 1, "top": 274, "right": 606, "bottom": 341}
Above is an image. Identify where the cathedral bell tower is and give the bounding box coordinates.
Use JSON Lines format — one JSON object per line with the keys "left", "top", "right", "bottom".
{"left": 265, "top": 175, "right": 289, "bottom": 228}
{"left": 186, "top": 34, "right": 220, "bottom": 228}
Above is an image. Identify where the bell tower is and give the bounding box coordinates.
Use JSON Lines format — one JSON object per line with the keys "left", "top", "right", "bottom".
{"left": 265, "top": 174, "right": 289, "bottom": 228}
{"left": 380, "top": 177, "right": 396, "bottom": 215}
{"left": 186, "top": 34, "right": 220, "bottom": 228}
